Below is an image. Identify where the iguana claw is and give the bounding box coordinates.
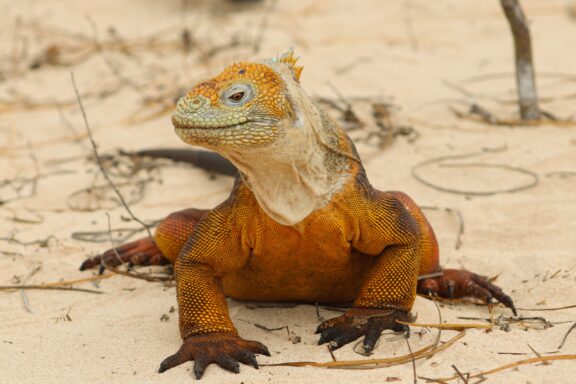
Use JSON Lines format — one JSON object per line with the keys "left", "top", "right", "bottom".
{"left": 418, "top": 268, "right": 517, "bottom": 316}
{"left": 316, "top": 308, "right": 412, "bottom": 354}
{"left": 158, "top": 333, "right": 270, "bottom": 380}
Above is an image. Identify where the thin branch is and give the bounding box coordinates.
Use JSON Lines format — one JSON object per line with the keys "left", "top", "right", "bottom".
{"left": 428, "top": 293, "right": 443, "bottom": 358}
{"left": 412, "top": 150, "right": 539, "bottom": 196}
{"left": 451, "top": 364, "right": 469, "bottom": 384}
{"left": 327, "top": 345, "right": 337, "bottom": 362}
{"left": 396, "top": 320, "right": 491, "bottom": 331}
{"left": 405, "top": 335, "right": 417, "bottom": 384}
{"left": 71, "top": 221, "right": 161, "bottom": 244}
{"left": 70, "top": 72, "right": 153, "bottom": 239}
{"left": 434, "top": 355, "right": 576, "bottom": 382}
{"left": 418, "top": 271, "right": 444, "bottom": 280}
{"left": 0, "top": 285, "right": 103, "bottom": 294}
{"left": 500, "top": 0, "right": 541, "bottom": 120}
{"left": 264, "top": 331, "right": 465, "bottom": 369}
{"left": 516, "top": 304, "right": 576, "bottom": 311}
{"left": 421, "top": 206, "right": 464, "bottom": 250}
{"left": 558, "top": 323, "right": 576, "bottom": 350}
{"left": 23, "top": 274, "right": 115, "bottom": 288}
{"left": 18, "top": 265, "right": 42, "bottom": 313}
{"left": 527, "top": 343, "right": 550, "bottom": 365}
{"left": 101, "top": 213, "right": 173, "bottom": 283}
{"left": 0, "top": 235, "right": 58, "bottom": 247}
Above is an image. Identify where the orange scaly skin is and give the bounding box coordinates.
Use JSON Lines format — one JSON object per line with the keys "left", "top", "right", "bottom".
{"left": 80, "top": 51, "right": 515, "bottom": 379}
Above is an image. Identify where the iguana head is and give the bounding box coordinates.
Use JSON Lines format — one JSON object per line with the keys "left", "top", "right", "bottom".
{"left": 172, "top": 50, "right": 304, "bottom": 150}
{"left": 172, "top": 50, "right": 357, "bottom": 226}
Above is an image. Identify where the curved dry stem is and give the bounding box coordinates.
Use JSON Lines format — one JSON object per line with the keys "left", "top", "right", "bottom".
{"left": 412, "top": 149, "right": 539, "bottom": 196}
{"left": 434, "top": 354, "right": 576, "bottom": 382}
{"left": 265, "top": 331, "right": 466, "bottom": 369}
{"left": 396, "top": 320, "right": 491, "bottom": 331}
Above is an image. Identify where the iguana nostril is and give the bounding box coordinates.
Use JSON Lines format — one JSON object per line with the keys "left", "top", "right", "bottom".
{"left": 190, "top": 97, "right": 202, "bottom": 109}
{"left": 182, "top": 96, "right": 206, "bottom": 112}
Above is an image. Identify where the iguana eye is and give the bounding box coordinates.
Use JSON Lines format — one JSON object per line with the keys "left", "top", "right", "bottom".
{"left": 222, "top": 83, "right": 254, "bottom": 106}
{"left": 229, "top": 92, "right": 245, "bottom": 102}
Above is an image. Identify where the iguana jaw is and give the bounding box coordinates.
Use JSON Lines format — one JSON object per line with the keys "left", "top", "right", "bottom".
{"left": 173, "top": 118, "right": 284, "bottom": 150}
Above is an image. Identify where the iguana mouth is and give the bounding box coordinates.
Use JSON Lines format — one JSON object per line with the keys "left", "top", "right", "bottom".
{"left": 173, "top": 122, "right": 249, "bottom": 130}
{"left": 173, "top": 117, "right": 280, "bottom": 131}
{"left": 171, "top": 116, "right": 251, "bottom": 130}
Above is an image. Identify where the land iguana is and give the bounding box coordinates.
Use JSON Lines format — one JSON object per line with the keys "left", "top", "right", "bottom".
{"left": 80, "top": 50, "right": 515, "bottom": 379}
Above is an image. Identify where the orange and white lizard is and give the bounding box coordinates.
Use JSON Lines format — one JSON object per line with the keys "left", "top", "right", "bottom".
{"left": 81, "top": 50, "right": 515, "bottom": 379}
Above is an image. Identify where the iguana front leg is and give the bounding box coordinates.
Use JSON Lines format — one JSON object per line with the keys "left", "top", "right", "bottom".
{"left": 158, "top": 203, "right": 269, "bottom": 379}
{"left": 318, "top": 192, "right": 421, "bottom": 352}
{"left": 318, "top": 241, "right": 421, "bottom": 352}
{"left": 318, "top": 191, "right": 515, "bottom": 353}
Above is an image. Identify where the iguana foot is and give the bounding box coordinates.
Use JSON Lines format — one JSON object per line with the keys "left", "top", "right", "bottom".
{"left": 316, "top": 308, "right": 412, "bottom": 354}
{"left": 158, "top": 333, "right": 270, "bottom": 379}
{"left": 418, "top": 268, "right": 517, "bottom": 316}
{"left": 79, "top": 237, "right": 168, "bottom": 273}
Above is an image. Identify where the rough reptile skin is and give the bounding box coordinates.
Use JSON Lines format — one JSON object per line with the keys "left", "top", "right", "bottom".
{"left": 80, "top": 51, "right": 515, "bottom": 379}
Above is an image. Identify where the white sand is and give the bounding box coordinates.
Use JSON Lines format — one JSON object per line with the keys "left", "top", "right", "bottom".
{"left": 1, "top": 0, "right": 575, "bottom": 382}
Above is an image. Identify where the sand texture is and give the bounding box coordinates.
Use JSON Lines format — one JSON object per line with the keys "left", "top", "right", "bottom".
{"left": 1, "top": 0, "right": 576, "bottom": 383}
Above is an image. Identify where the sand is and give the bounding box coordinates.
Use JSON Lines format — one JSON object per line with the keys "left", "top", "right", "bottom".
{"left": 1, "top": 0, "right": 575, "bottom": 382}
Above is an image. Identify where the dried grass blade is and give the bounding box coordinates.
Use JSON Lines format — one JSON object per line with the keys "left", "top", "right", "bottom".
{"left": 266, "top": 331, "right": 465, "bottom": 369}
{"left": 435, "top": 355, "right": 576, "bottom": 382}
{"left": 396, "top": 320, "right": 491, "bottom": 331}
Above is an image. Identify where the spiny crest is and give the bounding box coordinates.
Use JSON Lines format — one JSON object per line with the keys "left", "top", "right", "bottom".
{"left": 272, "top": 49, "right": 304, "bottom": 83}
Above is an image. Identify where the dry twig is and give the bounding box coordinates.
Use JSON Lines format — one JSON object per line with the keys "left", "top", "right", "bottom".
{"left": 500, "top": 0, "right": 541, "bottom": 120}
{"left": 405, "top": 335, "right": 418, "bottom": 384}
{"left": 527, "top": 343, "right": 550, "bottom": 365}
{"left": 557, "top": 323, "right": 576, "bottom": 350}
{"left": 432, "top": 354, "right": 576, "bottom": 382}
{"left": 412, "top": 149, "right": 539, "bottom": 196}
{"left": 101, "top": 213, "right": 173, "bottom": 283}
{"left": 396, "top": 320, "right": 491, "bottom": 331}
{"left": 71, "top": 72, "right": 153, "bottom": 239}
{"left": 0, "top": 285, "right": 103, "bottom": 294}
{"left": 263, "top": 331, "right": 465, "bottom": 369}
{"left": 451, "top": 364, "right": 469, "bottom": 384}
{"left": 516, "top": 304, "right": 576, "bottom": 311}
{"left": 71, "top": 221, "right": 160, "bottom": 244}
{"left": 421, "top": 206, "right": 464, "bottom": 250}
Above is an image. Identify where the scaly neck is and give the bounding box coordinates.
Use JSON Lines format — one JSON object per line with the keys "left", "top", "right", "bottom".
{"left": 224, "top": 102, "right": 353, "bottom": 226}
